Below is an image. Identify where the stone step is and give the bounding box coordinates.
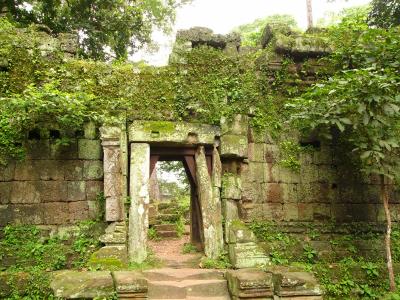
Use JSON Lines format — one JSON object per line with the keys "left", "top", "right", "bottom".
{"left": 148, "top": 279, "right": 228, "bottom": 299}
{"left": 158, "top": 207, "right": 179, "bottom": 214}
{"left": 143, "top": 268, "right": 225, "bottom": 281}
{"left": 156, "top": 214, "right": 179, "bottom": 223}
{"left": 154, "top": 224, "right": 176, "bottom": 231}
{"left": 157, "top": 230, "right": 179, "bottom": 238}
{"left": 158, "top": 202, "right": 179, "bottom": 210}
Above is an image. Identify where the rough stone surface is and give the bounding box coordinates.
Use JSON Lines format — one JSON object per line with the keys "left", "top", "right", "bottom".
{"left": 222, "top": 173, "right": 242, "bottom": 200}
{"left": 228, "top": 221, "right": 270, "bottom": 269}
{"left": 78, "top": 139, "right": 102, "bottom": 160}
{"left": 196, "top": 146, "right": 224, "bottom": 259}
{"left": 129, "top": 143, "right": 150, "bottom": 263}
{"left": 226, "top": 268, "right": 274, "bottom": 299}
{"left": 51, "top": 271, "right": 114, "bottom": 298}
{"left": 129, "top": 120, "right": 220, "bottom": 145}
{"left": 113, "top": 271, "right": 148, "bottom": 296}
{"left": 220, "top": 134, "right": 248, "bottom": 158}
{"left": 88, "top": 246, "right": 128, "bottom": 270}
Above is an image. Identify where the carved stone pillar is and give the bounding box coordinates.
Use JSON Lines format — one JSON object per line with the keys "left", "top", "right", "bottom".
{"left": 100, "top": 126, "right": 124, "bottom": 221}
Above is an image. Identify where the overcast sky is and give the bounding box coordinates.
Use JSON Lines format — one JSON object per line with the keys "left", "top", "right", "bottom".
{"left": 131, "top": 0, "right": 371, "bottom": 65}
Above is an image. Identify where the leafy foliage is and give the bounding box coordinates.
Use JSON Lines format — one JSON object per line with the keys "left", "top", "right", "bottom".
{"left": 289, "top": 12, "right": 400, "bottom": 180}
{"left": 233, "top": 14, "right": 299, "bottom": 46}
{"left": 369, "top": 0, "right": 400, "bottom": 28}
{"left": 1, "top": 0, "right": 190, "bottom": 60}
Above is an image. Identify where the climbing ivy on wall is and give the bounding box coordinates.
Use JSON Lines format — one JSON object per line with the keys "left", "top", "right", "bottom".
{"left": 0, "top": 17, "right": 311, "bottom": 164}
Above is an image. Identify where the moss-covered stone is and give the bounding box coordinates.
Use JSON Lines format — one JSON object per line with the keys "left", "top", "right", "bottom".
{"left": 51, "top": 270, "right": 115, "bottom": 298}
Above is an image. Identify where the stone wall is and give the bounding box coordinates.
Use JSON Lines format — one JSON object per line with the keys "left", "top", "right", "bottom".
{"left": 239, "top": 129, "right": 399, "bottom": 227}
{"left": 0, "top": 125, "right": 103, "bottom": 228}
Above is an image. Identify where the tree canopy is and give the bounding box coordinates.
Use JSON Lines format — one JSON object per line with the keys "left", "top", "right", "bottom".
{"left": 369, "top": 0, "right": 400, "bottom": 28}
{"left": 1, "top": 0, "right": 190, "bottom": 60}
{"left": 233, "top": 14, "right": 299, "bottom": 46}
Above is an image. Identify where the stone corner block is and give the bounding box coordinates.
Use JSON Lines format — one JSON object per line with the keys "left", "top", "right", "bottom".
{"left": 272, "top": 270, "right": 323, "bottom": 298}
{"left": 78, "top": 139, "right": 102, "bottom": 160}
{"left": 226, "top": 268, "right": 274, "bottom": 299}
{"left": 113, "top": 271, "right": 148, "bottom": 296}
{"left": 220, "top": 134, "right": 248, "bottom": 158}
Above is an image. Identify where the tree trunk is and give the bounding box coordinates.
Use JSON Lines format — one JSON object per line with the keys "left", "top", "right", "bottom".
{"left": 306, "top": 0, "right": 313, "bottom": 29}
{"left": 381, "top": 174, "right": 396, "bottom": 291}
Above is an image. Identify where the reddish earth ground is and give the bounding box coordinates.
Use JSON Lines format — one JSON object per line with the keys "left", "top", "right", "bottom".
{"left": 148, "top": 234, "right": 203, "bottom": 268}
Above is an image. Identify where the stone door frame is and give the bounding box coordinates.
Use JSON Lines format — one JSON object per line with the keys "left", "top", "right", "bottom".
{"left": 149, "top": 146, "right": 213, "bottom": 249}
{"left": 126, "top": 121, "right": 223, "bottom": 263}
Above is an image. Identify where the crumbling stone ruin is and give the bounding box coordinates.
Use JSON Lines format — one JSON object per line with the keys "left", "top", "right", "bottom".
{"left": 0, "top": 24, "right": 396, "bottom": 299}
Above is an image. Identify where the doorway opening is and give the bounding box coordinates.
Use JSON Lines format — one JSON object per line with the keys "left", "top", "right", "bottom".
{"left": 146, "top": 146, "right": 213, "bottom": 267}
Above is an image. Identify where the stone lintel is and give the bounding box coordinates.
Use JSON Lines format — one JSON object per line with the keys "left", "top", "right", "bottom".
{"left": 128, "top": 120, "right": 220, "bottom": 145}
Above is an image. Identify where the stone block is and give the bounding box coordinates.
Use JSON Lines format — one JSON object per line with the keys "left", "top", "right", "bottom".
{"left": 67, "top": 181, "right": 86, "bottom": 201}
{"left": 64, "top": 161, "right": 84, "bottom": 180}
{"left": 25, "top": 140, "right": 51, "bottom": 159}
{"left": 220, "top": 134, "right": 248, "bottom": 158}
{"left": 12, "top": 204, "right": 44, "bottom": 225}
{"left": 114, "top": 271, "right": 147, "bottom": 298}
{"left": 226, "top": 269, "right": 274, "bottom": 299}
{"left": 300, "top": 165, "right": 319, "bottom": 183}
{"left": 222, "top": 174, "right": 242, "bottom": 200}
{"left": 10, "top": 182, "right": 40, "bottom": 204}
{"left": 282, "top": 183, "right": 299, "bottom": 203}
{"left": 38, "top": 181, "right": 67, "bottom": 202}
{"left": 265, "top": 144, "right": 279, "bottom": 163}
{"left": 248, "top": 162, "right": 266, "bottom": 183}
{"left": 14, "top": 161, "right": 39, "bottom": 180}
{"left": 0, "top": 162, "right": 15, "bottom": 181}
{"left": 42, "top": 202, "right": 69, "bottom": 224}
{"left": 279, "top": 167, "right": 301, "bottom": 184}
{"left": 0, "top": 183, "right": 11, "bottom": 204}
{"left": 0, "top": 205, "right": 13, "bottom": 226}
{"left": 283, "top": 203, "right": 299, "bottom": 221}
{"left": 78, "top": 139, "right": 102, "bottom": 160}
{"left": 88, "top": 246, "right": 128, "bottom": 271}
{"left": 221, "top": 114, "right": 248, "bottom": 136}
{"left": 228, "top": 221, "right": 256, "bottom": 244}
{"left": 265, "top": 183, "right": 283, "bottom": 203}
{"left": 69, "top": 201, "right": 90, "bottom": 222}
{"left": 228, "top": 242, "right": 270, "bottom": 269}
{"left": 266, "top": 164, "right": 280, "bottom": 183}
{"left": 50, "top": 140, "right": 78, "bottom": 160}
{"left": 106, "top": 196, "right": 122, "bottom": 222}
{"left": 128, "top": 120, "right": 220, "bottom": 145}
{"left": 313, "top": 203, "right": 331, "bottom": 221}
{"left": 264, "top": 203, "right": 283, "bottom": 221}
{"left": 83, "top": 160, "right": 104, "bottom": 180}
{"left": 88, "top": 200, "right": 101, "bottom": 219}
{"left": 84, "top": 122, "right": 97, "bottom": 139}
{"left": 272, "top": 271, "right": 322, "bottom": 298}
{"left": 86, "top": 180, "right": 103, "bottom": 201}
{"left": 298, "top": 203, "right": 313, "bottom": 221}
{"left": 51, "top": 270, "right": 114, "bottom": 299}
{"left": 223, "top": 199, "right": 239, "bottom": 242}
{"left": 36, "top": 160, "right": 64, "bottom": 180}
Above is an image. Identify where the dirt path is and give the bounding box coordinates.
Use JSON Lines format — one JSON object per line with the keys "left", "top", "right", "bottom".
{"left": 148, "top": 234, "right": 203, "bottom": 268}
